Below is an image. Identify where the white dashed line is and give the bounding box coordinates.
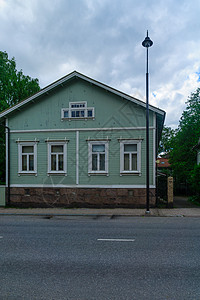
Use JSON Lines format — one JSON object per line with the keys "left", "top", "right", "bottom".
{"left": 97, "top": 238, "right": 135, "bottom": 242}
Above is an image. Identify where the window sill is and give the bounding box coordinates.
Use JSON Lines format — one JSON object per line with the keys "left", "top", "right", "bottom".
{"left": 120, "top": 171, "right": 141, "bottom": 176}
{"left": 48, "top": 172, "right": 67, "bottom": 176}
{"left": 18, "top": 172, "right": 37, "bottom": 176}
{"left": 88, "top": 172, "right": 108, "bottom": 176}
{"left": 62, "top": 117, "right": 95, "bottom": 121}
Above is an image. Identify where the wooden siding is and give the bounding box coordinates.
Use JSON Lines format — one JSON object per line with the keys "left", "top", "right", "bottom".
{"left": 10, "top": 128, "right": 155, "bottom": 186}
{"left": 7, "top": 79, "right": 154, "bottom": 131}
{"left": 7, "top": 78, "right": 156, "bottom": 188}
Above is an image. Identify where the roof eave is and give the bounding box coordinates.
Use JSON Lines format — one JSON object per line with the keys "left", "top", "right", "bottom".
{"left": 0, "top": 70, "right": 165, "bottom": 119}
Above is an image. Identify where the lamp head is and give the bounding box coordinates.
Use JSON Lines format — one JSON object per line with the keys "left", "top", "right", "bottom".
{"left": 142, "top": 30, "right": 153, "bottom": 48}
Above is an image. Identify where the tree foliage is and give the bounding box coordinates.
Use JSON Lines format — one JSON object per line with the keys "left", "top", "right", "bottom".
{"left": 0, "top": 51, "right": 40, "bottom": 182}
{"left": 170, "top": 88, "right": 200, "bottom": 182}
{"left": 158, "top": 125, "right": 176, "bottom": 155}
{"left": 0, "top": 51, "right": 40, "bottom": 111}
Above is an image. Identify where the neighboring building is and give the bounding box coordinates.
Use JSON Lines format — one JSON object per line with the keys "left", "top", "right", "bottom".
{"left": 193, "top": 138, "right": 200, "bottom": 165}
{"left": 157, "top": 157, "right": 171, "bottom": 169}
{"left": 157, "top": 157, "right": 172, "bottom": 175}
{"left": 156, "top": 157, "right": 172, "bottom": 201}
{"left": 0, "top": 71, "right": 165, "bottom": 207}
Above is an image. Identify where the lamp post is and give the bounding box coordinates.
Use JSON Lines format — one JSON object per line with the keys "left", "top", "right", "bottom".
{"left": 142, "top": 30, "right": 153, "bottom": 213}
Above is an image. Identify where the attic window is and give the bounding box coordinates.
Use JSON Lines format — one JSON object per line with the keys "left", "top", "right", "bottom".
{"left": 61, "top": 101, "right": 94, "bottom": 120}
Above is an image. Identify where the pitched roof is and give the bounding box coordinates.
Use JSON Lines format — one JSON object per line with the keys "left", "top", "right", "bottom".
{"left": 0, "top": 70, "right": 165, "bottom": 119}
{"left": 157, "top": 158, "right": 171, "bottom": 168}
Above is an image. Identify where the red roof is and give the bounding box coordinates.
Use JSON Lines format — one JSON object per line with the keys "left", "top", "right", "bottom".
{"left": 157, "top": 158, "right": 171, "bottom": 168}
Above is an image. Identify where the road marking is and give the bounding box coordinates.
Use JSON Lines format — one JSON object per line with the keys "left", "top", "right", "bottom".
{"left": 97, "top": 238, "right": 135, "bottom": 242}
{"left": 0, "top": 236, "right": 3, "bottom": 239}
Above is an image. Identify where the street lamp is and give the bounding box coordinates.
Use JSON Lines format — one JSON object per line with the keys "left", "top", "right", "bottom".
{"left": 142, "top": 30, "right": 153, "bottom": 213}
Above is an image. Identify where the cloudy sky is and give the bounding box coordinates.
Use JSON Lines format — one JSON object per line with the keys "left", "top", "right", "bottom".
{"left": 0, "top": 0, "right": 200, "bottom": 128}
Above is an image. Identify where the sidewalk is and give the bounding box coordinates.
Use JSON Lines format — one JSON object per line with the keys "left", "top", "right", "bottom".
{"left": 0, "top": 207, "right": 200, "bottom": 217}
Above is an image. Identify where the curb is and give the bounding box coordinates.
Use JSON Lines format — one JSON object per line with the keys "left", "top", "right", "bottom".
{"left": 0, "top": 212, "right": 199, "bottom": 218}
{"left": 0, "top": 208, "right": 200, "bottom": 218}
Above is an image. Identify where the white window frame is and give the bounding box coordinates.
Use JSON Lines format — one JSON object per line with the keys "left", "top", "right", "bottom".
{"left": 47, "top": 142, "right": 67, "bottom": 175}
{"left": 61, "top": 101, "right": 95, "bottom": 120}
{"left": 88, "top": 141, "right": 109, "bottom": 175}
{"left": 120, "top": 140, "right": 141, "bottom": 174}
{"left": 18, "top": 142, "right": 37, "bottom": 175}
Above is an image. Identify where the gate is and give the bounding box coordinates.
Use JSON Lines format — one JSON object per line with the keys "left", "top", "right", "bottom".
{"left": 157, "top": 173, "right": 168, "bottom": 205}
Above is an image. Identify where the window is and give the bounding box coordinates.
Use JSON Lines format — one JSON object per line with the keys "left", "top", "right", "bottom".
{"left": 62, "top": 101, "right": 94, "bottom": 119}
{"left": 120, "top": 140, "right": 141, "bottom": 174}
{"left": 18, "top": 142, "right": 37, "bottom": 174}
{"left": 48, "top": 142, "right": 67, "bottom": 174}
{"left": 88, "top": 141, "right": 108, "bottom": 174}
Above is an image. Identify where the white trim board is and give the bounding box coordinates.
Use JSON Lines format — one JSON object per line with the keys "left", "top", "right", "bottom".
{"left": 119, "top": 139, "right": 142, "bottom": 175}
{"left": 10, "top": 126, "right": 155, "bottom": 133}
{"left": 18, "top": 141, "right": 38, "bottom": 175}
{"left": 10, "top": 184, "right": 156, "bottom": 188}
{"left": 6, "top": 118, "right": 8, "bottom": 187}
{"left": 47, "top": 141, "right": 67, "bottom": 175}
{"left": 76, "top": 131, "right": 79, "bottom": 185}
{"left": 88, "top": 140, "right": 109, "bottom": 175}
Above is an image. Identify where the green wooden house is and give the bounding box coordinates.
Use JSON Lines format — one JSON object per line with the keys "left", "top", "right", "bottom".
{"left": 0, "top": 71, "right": 165, "bottom": 207}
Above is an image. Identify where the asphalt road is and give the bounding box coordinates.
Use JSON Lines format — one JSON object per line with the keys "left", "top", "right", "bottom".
{"left": 0, "top": 215, "right": 200, "bottom": 300}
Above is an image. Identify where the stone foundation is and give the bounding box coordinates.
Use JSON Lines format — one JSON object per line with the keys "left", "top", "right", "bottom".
{"left": 9, "top": 187, "right": 156, "bottom": 208}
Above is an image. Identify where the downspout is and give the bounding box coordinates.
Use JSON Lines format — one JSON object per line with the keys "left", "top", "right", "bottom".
{"left": 155, "top": 115, "right": 158, "bottom": 207}
{"left": 5, "top": 125, "right": 10, "bottom": 206}
{"left": 0, "top": 123, "right": 10, "bottom": 205}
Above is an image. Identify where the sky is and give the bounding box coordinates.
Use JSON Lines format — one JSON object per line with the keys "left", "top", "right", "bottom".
{"left": 0, "top": 0, "right": 200, "bottom": 128}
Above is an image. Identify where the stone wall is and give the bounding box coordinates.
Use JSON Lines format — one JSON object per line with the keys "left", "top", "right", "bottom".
{"left": 9, "top": 187, "right": 156, "bottom": 208}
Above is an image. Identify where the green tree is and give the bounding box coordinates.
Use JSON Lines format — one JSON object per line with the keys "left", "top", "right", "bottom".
{"left": 170, "top": 88, "right": 200, "bottom": 183}
{"left": 0, "top": 51, "right": 40, "bottom": 111}
{"left": 158, "top": 125, "right": 176, "bottom": 155}
{"left": 0, "top": 51, "right": 40, "bottom": 182}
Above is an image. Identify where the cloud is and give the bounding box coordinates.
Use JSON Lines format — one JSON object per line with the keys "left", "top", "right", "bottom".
{"left": 151, "top": 69, "right": 199, "bottom": 128}
{"left": 0, "top": 0, "right": 200, "bottom": 128}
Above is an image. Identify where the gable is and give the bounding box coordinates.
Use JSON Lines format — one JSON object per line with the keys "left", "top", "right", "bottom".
{"left": 0, "top": 71, "right": 165, "bottom": 137}
{"left": 5, "top": 77, "right": 154, "bottom": 131}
